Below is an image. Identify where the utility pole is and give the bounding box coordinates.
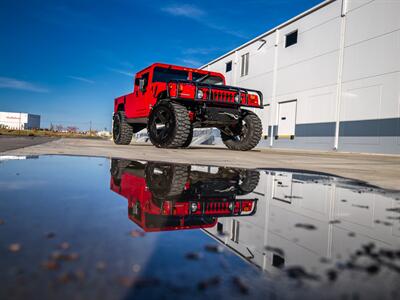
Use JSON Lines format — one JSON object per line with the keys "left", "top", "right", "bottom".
{"left": 89, "top": 121, "right": 92, "bottom": 136}
{"left": 18, "top": 112, "right": 21, "bottom": 135}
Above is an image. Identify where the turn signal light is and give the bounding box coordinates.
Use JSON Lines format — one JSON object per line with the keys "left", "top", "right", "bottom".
{"left": 162, "top": 201, "right": 172, "bottom": 215}
{"left": 248, "top": 94, "right": 259, "bottom": 106}
{"left": 241, "top": 201, "right": 254, "bottom": 212}
{"left": 243, "top": 205, "right": 252, "bottom": 212}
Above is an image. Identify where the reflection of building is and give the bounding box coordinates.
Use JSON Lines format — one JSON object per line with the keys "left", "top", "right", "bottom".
{"left": 202, "top": 0, "right": 400, "bottom": 154}
{"left": 0, "top": 155, "right": 39, "bottom": 161}
{"left": 0, "top": 111, "right": 40, "bottom": 130}
{"left": 205, "top": 170, "right": 400, "bottom": 276}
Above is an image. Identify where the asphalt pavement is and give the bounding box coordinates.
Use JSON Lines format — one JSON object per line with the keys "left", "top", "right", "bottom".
{"left": 0, "top": 135, "right": 56, "bottom": 152}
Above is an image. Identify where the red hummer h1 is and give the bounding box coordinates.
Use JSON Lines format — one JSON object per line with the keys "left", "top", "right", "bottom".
{"left": 110, "top": 159, "right": 259, "bottom": 232}
{"left": 113, "top": 63, "right": 263, "bottom": 150}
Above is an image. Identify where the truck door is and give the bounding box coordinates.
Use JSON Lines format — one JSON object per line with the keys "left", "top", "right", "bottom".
{"left": 277, "top": 100, "right": 297, "bottom": 139}
{"left": 129, "top": 72, "right": 151, "bottom": 118}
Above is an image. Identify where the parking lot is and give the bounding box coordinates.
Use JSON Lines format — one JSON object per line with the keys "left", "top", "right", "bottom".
{"left": 2, "top": 136, "right": 399, "bottom": 190}
{"left": 0, "top": 136, "right": 56, "bottom": 153}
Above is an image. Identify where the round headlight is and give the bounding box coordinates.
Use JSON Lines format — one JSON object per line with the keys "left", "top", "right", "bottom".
{"left": 234, "top": 94, "right": 240, "bottom": 103}
{"left": 190, "top": 202, "right": 198, "bottom": 212}
{"left": 197, "top": 90, "right": 204, "bottom": 99}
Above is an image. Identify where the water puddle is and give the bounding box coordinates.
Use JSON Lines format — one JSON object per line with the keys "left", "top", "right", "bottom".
{"left": 0, "top": 155, "right": 399, "bottom": 299}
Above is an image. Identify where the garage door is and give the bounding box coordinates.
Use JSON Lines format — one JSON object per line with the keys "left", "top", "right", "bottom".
{"left": 277, "top": 100, "right": 297, "bottom": 138}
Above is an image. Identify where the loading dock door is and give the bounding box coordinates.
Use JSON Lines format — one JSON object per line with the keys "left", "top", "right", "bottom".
{"left": 277, "top": 100, "right": 297, "bottom": 138}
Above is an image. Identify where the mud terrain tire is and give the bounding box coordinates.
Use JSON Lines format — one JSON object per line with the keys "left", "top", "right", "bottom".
{"left": 148, "top": 100, "right": 191, "bottom": 148}
{"left": 181, "top": 125, "right": 193, "bottom": 148}
{"left": 221, "top": 110, "right": 262, "bottom": 151}
{"left": 113, "top": 111, "right": 133, "bottom": 145}
{"left": 238, "top": 169, "right": 260, "bottom": 194}
{"left": 145, "top": 163, "right": 189, "bottom": 201}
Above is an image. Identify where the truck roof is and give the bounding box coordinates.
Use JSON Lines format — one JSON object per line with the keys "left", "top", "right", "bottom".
{"left": 136, "top": 62, "right": 224, "bottom": 78}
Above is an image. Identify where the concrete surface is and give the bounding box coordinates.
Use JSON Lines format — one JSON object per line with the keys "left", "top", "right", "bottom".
{"left": 0, "top": 135, "right": 56, "bottom": 152}
{"left": 3, "top": 137, "right": 400, "bottom": 190}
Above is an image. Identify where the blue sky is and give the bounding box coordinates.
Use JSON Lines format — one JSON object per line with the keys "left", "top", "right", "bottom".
{"left": 0, "top": 0, "right": 322, "bottom": 131}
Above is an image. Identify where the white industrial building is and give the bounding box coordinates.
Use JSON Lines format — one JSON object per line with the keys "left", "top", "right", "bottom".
{"left": 0, "top": 111, "right": 41, "bottom": 130}
{"left": 203, "top": 0, "right": 400, "bottom": 154}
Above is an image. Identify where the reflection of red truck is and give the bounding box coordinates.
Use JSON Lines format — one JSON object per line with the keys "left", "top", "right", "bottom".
{"left": 110, "top": 159, "right": 259, "bottom": 232}
{"left": 113, "top": 63, "right": 263, "bottom": 150}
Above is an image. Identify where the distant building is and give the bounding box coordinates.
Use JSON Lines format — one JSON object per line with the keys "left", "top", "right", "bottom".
{"left": 0, "top": 112, "right": 41, "bottom": 130}
{"left": 96, "top": 130, "right": 112, "bottom": 137}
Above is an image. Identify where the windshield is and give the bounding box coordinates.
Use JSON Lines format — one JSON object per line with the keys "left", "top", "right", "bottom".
{"left": 152, "top": 67, "right": 224, "bottom": 85}
{"left": 152, "top": 67, "right": 188, "bottom": 82}
{"left": 192, "top": 72, "right": 224, "bottom": 85}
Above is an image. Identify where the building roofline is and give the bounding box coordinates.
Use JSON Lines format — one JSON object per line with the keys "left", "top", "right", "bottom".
{"left": 201, "top": 0, "right": 337, "bottom": 68}
{"left": 0, "top": 111, "right": 29, "bottom": 115}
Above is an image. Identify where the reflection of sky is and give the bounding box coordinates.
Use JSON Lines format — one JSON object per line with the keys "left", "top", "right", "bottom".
{"left": 0, "top": 155, "right": 399, "bottom": 300}
{"left": 0, "top": 155, "right": 262, "bottom": 300}
{"left": 0, "top": 180, "right": 47, "bottom": 190}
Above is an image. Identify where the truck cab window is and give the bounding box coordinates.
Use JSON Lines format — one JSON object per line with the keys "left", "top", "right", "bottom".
{"left": 152, "top": 67, "right": 188, "bottom": 82}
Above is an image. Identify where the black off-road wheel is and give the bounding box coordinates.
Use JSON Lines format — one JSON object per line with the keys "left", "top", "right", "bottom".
{"left": 145, "top": 163, "right": 189, "bottom": 203}
{"left": 113, "top": 111, "right": 133, "bottom": 145}
{"left": 147, "top": 100, "right": 191, "bottom": 148}
{"left": 110, "top": 158, "right": 131, "bottom": 186}
{"left": 221, "top": 110, "right": 262, "bottom": 151}
{"left": 238, "top": 169, "right": 260, "bottom": 195}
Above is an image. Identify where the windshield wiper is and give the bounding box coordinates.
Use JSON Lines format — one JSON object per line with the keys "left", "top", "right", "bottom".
{"left": 194, "top": 74, "right": 210, "bottom": 83}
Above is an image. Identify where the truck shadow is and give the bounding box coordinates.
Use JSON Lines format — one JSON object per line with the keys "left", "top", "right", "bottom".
{"left": 129, "top": 142, "right": 261, "bottom": 152}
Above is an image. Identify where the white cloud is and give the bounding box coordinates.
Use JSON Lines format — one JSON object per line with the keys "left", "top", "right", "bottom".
{"left": 161, "top": 4, "right": 205, "bottom": 19}
{"left": 161, "top": 4, "right": 248, "bottom": 39}
{"left": 181, "top": 58, "right": 203, "bottom": 68}
{"left": 108, "top": 68, "right": 134, "bottom": 77}
{"left": 0, "top": 77, "right": 49, "bottom": 93}
{"left": 182, "top": 47, "right": 224, "bottom": 55}
{"left": 67, "top": 75, "right": 95, "bottom": 84}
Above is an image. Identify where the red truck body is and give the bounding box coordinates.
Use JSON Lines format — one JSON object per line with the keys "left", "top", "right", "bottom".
{"left": 114, "top": 63, "right": 262, "bottom": 119}
{"left": 112, "top": 63, "right": 264, "bottom": 150}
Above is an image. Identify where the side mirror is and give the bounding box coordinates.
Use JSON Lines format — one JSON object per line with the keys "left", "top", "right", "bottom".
{"left": 139, "top": 78, "right": 146, "bottom": 92}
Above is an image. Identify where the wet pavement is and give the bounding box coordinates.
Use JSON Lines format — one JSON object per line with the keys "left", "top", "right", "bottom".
{"left": 0, "top": 155, "right": 399, "bottom": 300}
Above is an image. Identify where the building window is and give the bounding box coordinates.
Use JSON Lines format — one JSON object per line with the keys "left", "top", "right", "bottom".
{"left": 285, "top": 30, "right": 298, "bottom": 48}
{"left": 272, "top": 254, "right": 285, "bottom": 268}
{"left": 217, "top": 222, "right": 224, "bottom": 235}
{"left": 241, "top": 53, "right": 249, "bottom": 77}
{"left": 225, "top": 61, "right": 232, "bottom": 72}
